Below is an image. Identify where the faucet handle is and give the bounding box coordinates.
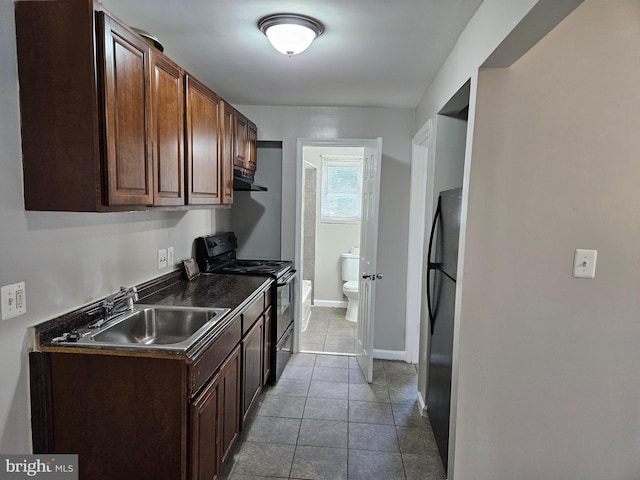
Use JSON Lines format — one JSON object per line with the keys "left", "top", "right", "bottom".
{"left": 129, "top": 286, "right": 139, "bottom": 302}
{"left": 119, "top": 286, "right": 139, "bottom": 299}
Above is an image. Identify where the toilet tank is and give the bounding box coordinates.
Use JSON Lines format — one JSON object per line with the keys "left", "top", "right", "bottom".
{"left": 341, "top": 252, "right": 359, "bottom": 282}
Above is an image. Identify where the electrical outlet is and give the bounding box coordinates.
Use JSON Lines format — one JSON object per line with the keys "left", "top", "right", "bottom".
{"left": 1, "top": 281, "right": 26, "bottom": 320}
{"left": 167, "top": 247, "right": 174, "bottom": 267}
{"left": 158, "top": 249, "right": 168, "bottom": 269}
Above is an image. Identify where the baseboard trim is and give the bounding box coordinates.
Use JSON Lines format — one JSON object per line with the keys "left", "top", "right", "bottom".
{"left": 313, "top": 300, "right": 348, "bottom": 308}
{"left": 372, "top": 349, "right": 406, "bottom": 361}
{"left": 417, "top": 391, "right": 427, "bottom": 416}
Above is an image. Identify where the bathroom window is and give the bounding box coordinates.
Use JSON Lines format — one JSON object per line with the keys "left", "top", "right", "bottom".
{"left": 320, "top": 156, "right": 363, "bottom": 224}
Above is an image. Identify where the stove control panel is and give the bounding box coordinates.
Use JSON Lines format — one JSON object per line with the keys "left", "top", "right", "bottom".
{"left": 195, "top": 232, "right": 238, "bottom": 272}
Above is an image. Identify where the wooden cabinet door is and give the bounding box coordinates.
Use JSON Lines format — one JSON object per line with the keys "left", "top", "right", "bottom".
{"left": 220, "top": 102, "right": 235, "bottom": 205}
{"left": 191, "top": 372, "right": 221, "bottom": 480}
{"left": 100, "top": 13, "right": 153, "bottom": 206}
{"left": 247, "top": 121, "right": 257, "bottom": 173}
{"left": 151, "top": 52, "right": 184, "bottom": 206}
{"left": 185, "top": 75, "right": 221, "bottom": 205}
{"left": 219, "top": 345, "right": 241, "bottom": 464}
{"left": 263, "top": 307, "right": 272, "bottom": 386}
{"left": 242, "top": 317, "right": 263, "bottom": 422}
{"left": 234, "top": 111, "right": 249, "bottom": 171}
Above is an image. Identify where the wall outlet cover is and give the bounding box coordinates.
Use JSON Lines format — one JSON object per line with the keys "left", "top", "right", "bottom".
{"left": 1, "top": 281, "right": 26, "bottom": 320}
{"left": 158, "top": 249, "right": 168, "bottom": 269}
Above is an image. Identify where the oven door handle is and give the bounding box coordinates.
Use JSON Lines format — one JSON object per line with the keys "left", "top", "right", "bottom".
{"left": 277, "top": 269, "right": 297, "bottom": 286}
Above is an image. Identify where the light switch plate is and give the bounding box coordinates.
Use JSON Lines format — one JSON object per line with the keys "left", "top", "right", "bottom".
{"left": 1, "top": 281, "right": 26, "bottom": 320}
{"left": 573, "top": 249, "right": 597, "bottom": 278}
{"left": 167, "top": 246, "right": 174, "bottom": 267}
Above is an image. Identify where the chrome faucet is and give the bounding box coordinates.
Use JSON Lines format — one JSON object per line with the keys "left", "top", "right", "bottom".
{"left": 88, "top": 286, "right": 139, "bottom": 328}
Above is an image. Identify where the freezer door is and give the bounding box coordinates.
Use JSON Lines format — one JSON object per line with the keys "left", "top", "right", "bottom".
{"left": 438, "top": 188, "right": 462, "bottom": 280}
{"left": 426, "top": 272, "right": 456, "bottom": 472}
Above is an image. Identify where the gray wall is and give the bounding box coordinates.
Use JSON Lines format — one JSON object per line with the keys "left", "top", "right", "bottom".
{"left": 231, "top": 145, "right": 282, "bottom": 259}
{"left": 235, "top": 105, "right": 414, "bottom": 352}
{"left": 455, "top": 1, "right": 640, "bottom": 478}
{"left": 0, "top": 0, "right": 231, "bottom": 452}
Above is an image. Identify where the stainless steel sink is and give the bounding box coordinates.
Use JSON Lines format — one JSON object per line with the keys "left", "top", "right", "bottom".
{"left": 63, "top": 305, "right": 230, "bottom": 351}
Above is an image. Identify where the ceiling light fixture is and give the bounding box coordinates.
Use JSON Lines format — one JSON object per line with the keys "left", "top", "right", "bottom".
{"left": 258, "top": 14, "right": 324, "bottom": 57}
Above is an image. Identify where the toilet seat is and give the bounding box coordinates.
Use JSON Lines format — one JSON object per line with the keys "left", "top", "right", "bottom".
{"left": 343, "top": 281, "right": 358, "bottom": 293}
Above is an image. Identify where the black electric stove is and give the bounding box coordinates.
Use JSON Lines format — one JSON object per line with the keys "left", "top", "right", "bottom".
{"left": 195, "top": 232, "right": 295, "bottom": 384}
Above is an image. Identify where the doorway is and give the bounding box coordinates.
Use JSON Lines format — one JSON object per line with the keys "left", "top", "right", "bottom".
{"left": 299, "top": 145, "right": 364, "bottom": 355}
{"left": 416, "top": 80, "right": 470, "bottom": 475}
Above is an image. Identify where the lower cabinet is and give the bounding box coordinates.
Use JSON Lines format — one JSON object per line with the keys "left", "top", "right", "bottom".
{"left": 242, "top": 316, "right": 263, "bottom": 423}
{"left": 263, "top": 307, "right": 272, "bottom": 385}
{"left": 29, "top": 285, "right": 272, "bottom": 480}
{"left": 219, "top": 344, "right": 242, "bottom": 464}
{"left": 190, "top": 344, "right": 241, "bottom": 480}
{"left": 190, "top": 371, "right": 221, "bottom": 480}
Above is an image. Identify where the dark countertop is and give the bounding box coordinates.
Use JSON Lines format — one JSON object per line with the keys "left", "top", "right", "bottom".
{"left": 34, "top": 271, "right": 272, "bottom": 359}
{"left": 139, "top": 273, "right": 270, "bottom": 316}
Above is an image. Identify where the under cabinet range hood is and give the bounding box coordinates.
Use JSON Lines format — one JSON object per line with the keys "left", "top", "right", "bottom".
{"left": 233, "top": 169, "right": 268, "bottom": 191}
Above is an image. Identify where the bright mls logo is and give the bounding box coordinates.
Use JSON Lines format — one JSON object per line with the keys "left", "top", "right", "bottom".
{"left": 0, "top": 455, "right": 77, "bottom": 479}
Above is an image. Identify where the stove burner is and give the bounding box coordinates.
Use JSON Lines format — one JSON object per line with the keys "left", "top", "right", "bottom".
{"left": 234, "top": 260, "right": 266, "bottom": 267}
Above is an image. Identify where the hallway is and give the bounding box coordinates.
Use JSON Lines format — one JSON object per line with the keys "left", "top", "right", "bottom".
{"left": 221, "top": 354, "right": 446, "bottom": 479}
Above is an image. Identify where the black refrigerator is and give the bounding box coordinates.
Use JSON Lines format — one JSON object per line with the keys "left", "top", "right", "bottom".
{"left": 426, "top": 187, "right": 462, "bottom": 472}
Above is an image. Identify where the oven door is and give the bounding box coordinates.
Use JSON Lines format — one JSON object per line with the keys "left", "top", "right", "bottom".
{"left": 273, "top": 269, "right": 296, "bottom": 383}
{"left": 276, "top": 270, "right": 296, "bottom": 343}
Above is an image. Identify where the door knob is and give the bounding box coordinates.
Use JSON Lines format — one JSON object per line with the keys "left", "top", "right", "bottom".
{"left": 362, "top": 273, "right": 383, "bottom": 280}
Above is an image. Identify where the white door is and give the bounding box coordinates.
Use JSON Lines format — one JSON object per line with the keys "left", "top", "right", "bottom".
{"left": 356, "top": 137, "right": 383, "bottom": 383}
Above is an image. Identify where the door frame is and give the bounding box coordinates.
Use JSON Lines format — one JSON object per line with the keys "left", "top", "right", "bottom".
{"left": 294, "top": 138, "right": 381, "bottom": 354}
{"left": 405, "top": 120, "right": 434, "bottom": 364}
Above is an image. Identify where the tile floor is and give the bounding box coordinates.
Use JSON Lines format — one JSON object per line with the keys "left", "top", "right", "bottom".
{"left": 300, "top": 307, "right": 356, "bottom": 354}
{"left": 220, "top": 354, "right": 446, "bottom": 480}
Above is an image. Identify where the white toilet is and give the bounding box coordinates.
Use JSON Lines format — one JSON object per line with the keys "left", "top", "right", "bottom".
{"left": 341, "top": 247, "right": 360, "bottom": 323}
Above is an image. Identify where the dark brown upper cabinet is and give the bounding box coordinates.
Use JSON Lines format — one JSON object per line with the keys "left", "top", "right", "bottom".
{"left": 101, "top": 13, "right": 154, "bottom": 206}
{"left": 233, "top": 110, "right": 257, "bottom": 175}
{"left": 15, "top": 0, "right": 256, "bottom": 211}
{"left": 220, "top": 102, "right": 235, "bottom": 205}
{"left": 151, "top": 52, "right": 185, "bottom": 206}
{"left": 247, "top": 120, "right": 258, "bottom": 173}
{"left": 15, "top": 1, "right": 156, "bottom": 211}
{"left": 233, "top": 110, "right": 249, "bottom": 172}
{"left": 185, "top": 75, "right": 221, "bottom": 206}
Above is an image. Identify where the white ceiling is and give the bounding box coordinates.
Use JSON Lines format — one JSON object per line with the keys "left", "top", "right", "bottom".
{"left": 101, "top": 0, "right": 484, "bottom": 108}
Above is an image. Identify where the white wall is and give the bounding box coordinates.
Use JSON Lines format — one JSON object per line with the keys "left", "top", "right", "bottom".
{"left": 412, "top": 0, "right": 586, "bottom": 475}
{"left": 416, "top": 0, "right": 542, "bottom": 404}
{"left": 455, "top": 1, "right": 640, "bottom": 478}
{"left": 304, "top": 146, "right": 362, "bottom": 304}
{"left": 236, "top": 105, "right": 414, "bottom": 352}
{"left": 432, "top": 115, "right": 467, "bottom": 199}
{"left": 0, "top": 0, "right": 231, "bottom": 452}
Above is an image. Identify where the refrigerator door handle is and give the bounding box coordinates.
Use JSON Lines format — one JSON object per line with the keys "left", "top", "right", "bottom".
{"left": 426, "top": 196, "right": 442, "bottom": 335}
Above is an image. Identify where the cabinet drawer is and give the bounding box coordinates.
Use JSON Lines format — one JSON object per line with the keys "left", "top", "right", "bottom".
{"left": 242, "top": 293, "right": 264, "bottom": 335}
{"left": 189, "top": 316, "right": 241, "bottom": 397}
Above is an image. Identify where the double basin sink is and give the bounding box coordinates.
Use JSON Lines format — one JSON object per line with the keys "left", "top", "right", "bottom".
{"left": 61, "top": 305, "right": 230, "bottom": 351}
